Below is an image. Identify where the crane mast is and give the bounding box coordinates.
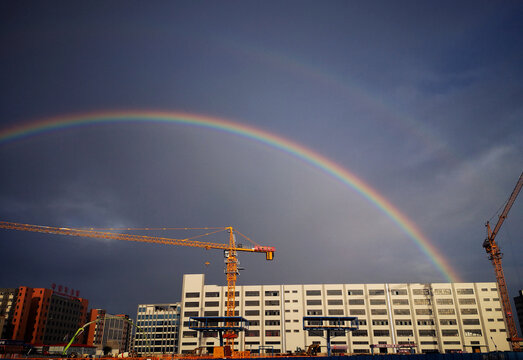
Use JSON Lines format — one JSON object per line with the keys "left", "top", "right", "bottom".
{"left": 0, "top": 221, "right": 275, "bottom": 352}
{"left": 482, "top": 172, "right": 523, "bottom": 351}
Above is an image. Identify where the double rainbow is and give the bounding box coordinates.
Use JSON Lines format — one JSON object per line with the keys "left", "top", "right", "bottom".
{"left": 0, "top": 110, "right": 460, "bottom": 282}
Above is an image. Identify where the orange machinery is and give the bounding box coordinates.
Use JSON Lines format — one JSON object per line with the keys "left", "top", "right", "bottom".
{"left": 0, "top": 222, "right": 275, "bottom": 350}
{"left": 483, "top": 172, "right": 523, "bottom": 351}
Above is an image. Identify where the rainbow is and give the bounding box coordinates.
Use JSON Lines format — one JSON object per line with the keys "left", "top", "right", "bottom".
{"left": 0, "top": 110, "right": 460, "bottom": 282}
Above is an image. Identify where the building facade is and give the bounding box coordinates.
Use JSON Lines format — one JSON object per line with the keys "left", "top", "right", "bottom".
{"left": 0, "top": 288, "right": 19, "bottom": 339}
{"left": 133, "top": 303, "right": 181, "bottom": 355}
{"left": 86, "top": 310, "right": 133, "bottom": 353}
{"left": 8, "top": 286, "right": 88, "bottom": 345}
{"left": 178, "top": 274, "right": 511, "bottom": 355}
{"left": 515, "top": 290, "right": 523, "bottom": 338}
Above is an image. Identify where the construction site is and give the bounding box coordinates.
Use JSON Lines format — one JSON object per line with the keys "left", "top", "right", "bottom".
{"left": 0, "top": 165, "right": 523, "bottom": 360}
{"left": 0, "top": 165, "right": 522, "bottom": 360}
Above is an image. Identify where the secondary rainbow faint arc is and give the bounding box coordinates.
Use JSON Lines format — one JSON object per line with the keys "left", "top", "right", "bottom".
{"left": 0, "top": 110, "right": 460, "bottom": 282}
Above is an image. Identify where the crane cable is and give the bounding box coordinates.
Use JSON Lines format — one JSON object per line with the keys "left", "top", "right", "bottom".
{"left": 80, "top": 226, "right": 226, "bottom": 231}
{"left": 233, "top": 228, "right": 260, "bottom": 247}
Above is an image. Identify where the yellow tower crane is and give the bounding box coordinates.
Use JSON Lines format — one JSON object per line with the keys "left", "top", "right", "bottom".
{"left": 0, "top": 221, "right": 275, "bottom": 350}
{"left": 483, "top": 171, "right": 523, "bottom": 351}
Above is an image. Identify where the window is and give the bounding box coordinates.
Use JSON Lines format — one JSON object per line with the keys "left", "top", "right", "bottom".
{"left": 248, "top": 320, "right": 260, "bottom": 326}
{"left": 347, "top": 289, "right": 363, "bottom": 295}
{"left": 456, "top": 288, "right": 474, "bottom": 295}
{"left": 370, "top": 299, "right": 386, "bottom": 305}
{"left": 372, "top": 320, "right": 388, "bottom": 325}
{"left": 397, "top": 330, "right": 413, "bottom": 337}
{"left": 265, "top": 291, "right": 279, "bottom": 297}
{"left": 464, "top": 329, "right": 482, "bottom": 337}
{"left": 444, "top": 341, "right": 461, "bottom": 345}
{"left": 394, "top": 309, "right": 410, "bottom": 315}
{"left": 265, "top": 300, "right": 279, "bottom": 306}
{"left": 371, "top": 309, "right": 387, "bottom": 315}
{"left": 395, "top": 319, "right": 412, "bottom": 326}
{"left": 245, "top": 330, "right": 259, "bottom": 337}
{"left": 391, "top": 289, "right": 407, "bottom": 295}
{"left": 265, "top": 320, "right": 280, "bottom": 326}
{"left": 223, "top": 301, "right": 239, "bottom": 307}
{"left": 245, "top": 300, "right": 259, "bottom": 306}
{"left": 413, "top": 289, "right": 430, "bottom": 295}
{"left": 439, "top": 319, "right": 456, "bottom": 325}
{"left": 184, "top": 311, "right": 198, "bottom": 317}
{"left": 328, "top": 309, "right": 344, "bottom": 315}
{"left": 222, "top": 310, "right": 239, "bottom": 316}
{"left": 419, "top": 330, "right": 436, "bottom": 337}
{"left": 373, "top": 330, "right": 390, "bottom": 337}
{"left": 441, "top": 330, "right": 459, "bottom": 336}
{"left": 458, "top": 298, "right": 476, "bottom": 305}
{"left": 308, "top": 330, "right": 323, "bottom": 337}
{"left": 462, "top": 319, "right": 480, "bottom": 325}
{"left": 245, "top": 291, "right": 260, "bottom": 297}
{"left": 433, "top": 288, "right": 451, "bottom": 295}
{"left": 328, "top": 299, "right": 343, "bottom": 305}
{"left": 438, "top": 308, "right": 455, "bottom": 315}
{"left": 420, "top": 341, "right": 438, "bottom": 345}
{"left": 265, "top": 310, "right": 280, "bottom": 316}
{"left": 348, "top": 299, "right": 364, "bottom": 305}
{"left": 205, "top": 301, "right": 219, "bottom": 307}
{"left": 358, "top": 320, "right": 367, "bottom": 325}
{"left": 327, "top": 289, "right": 342, "bottom": 295}
{"left": 350, "top": 309, "right": 365, "bottom": 315}
{"left": 352, "top": 330, "right": 368, "bottom": 337}
{"left": 185, "top": 292, "right": 200, "bottom": 298}
{"left": 461, "top": 308, "right": 478, "bottom": 315}
{"left": 418, "top": 319, "right": 435, "bottom": 326}
{"left": 436, "top": 298, "right": 453, "bottom": 305}
{"left": 393, "top": 299, "right": 409, "bottom": 305}
{"left": 204, "top": 311, "right": 219, "bottom": 316}
{"left": 245, "top": 310, "right": 260, "bottom": 316}
{"left": 184, "top": 302, "right": 199, "bottom": 307}
{"left": 307, "top": 309, "right": 322, "bottom": 315}
{"left": 414, "top": 299, "right": 431, "bottom": 305}
{"left": 183, "top": 331, "right": 197, "bottom": 338}
{"left": 266, "top": 330, "right": 280, "bottom": 336}
{"left": 307, "top": 300, "right": 322, "bottom": 306}
{"left": 306, "top": 290, "right": 321, "bottom": 296}
{"left": 369, "top": 289, "right": 385, "bottom": 296}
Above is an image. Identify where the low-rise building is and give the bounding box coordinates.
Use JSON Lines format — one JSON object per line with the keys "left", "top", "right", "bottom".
{"left": 178, "top": 274, "right": 512, "bottom": 354}
{"left": 133, "top": 303, "right": 181, "bottom": 355}
{"left": 85, "top": 309, "right": 132, "bottom": 353}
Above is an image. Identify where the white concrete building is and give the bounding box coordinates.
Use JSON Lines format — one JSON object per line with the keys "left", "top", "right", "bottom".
{"left": 178, "top": 274, "right": 511, "bottom": 355}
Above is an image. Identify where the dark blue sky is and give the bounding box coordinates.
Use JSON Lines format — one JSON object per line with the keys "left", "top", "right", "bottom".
{"left": 1, "top": 1, "right": 522, "bottom": 318}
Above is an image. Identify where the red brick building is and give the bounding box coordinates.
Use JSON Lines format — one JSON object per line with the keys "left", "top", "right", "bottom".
{"left": 10, "top": 286, "right": 88, "bottom": 345}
